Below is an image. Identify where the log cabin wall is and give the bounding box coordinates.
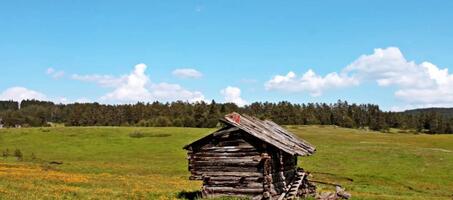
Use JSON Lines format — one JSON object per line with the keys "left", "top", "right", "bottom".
{"left": 184, "top": 112, "right": 316, "bottom": 199}
{"left": 267, "top": 147, "right": 298, "bottom": 199}
{"left": 187, "top": 129, "right": 266, "bottom": 199}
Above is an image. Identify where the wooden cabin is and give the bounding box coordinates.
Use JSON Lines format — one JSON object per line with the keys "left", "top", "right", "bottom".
{"left": 184, "top": 112, "right": 316, "bottom": 199}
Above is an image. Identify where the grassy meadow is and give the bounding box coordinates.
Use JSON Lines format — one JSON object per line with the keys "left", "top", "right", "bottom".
{"left": 0, "top": 126, "right": 452, "bottom": 200}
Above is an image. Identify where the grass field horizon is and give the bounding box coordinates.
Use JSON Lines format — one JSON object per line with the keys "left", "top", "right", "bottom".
{"left": 0, "top": 126, "right": 452, "bottom": 200}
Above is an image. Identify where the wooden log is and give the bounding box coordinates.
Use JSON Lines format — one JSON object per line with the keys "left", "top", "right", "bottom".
{"left": 262, "top": 152, "right": 272, "bottom": 199}
{"left": 203, "top": 193, "right": 261, "bottom": 199}
{"left": 205, "top": 180, "right": 263, "bottom": 188}
{"left": 205, "top": 179, "right": 259, "bottom": 185}
{"left": 193, "top": 151, "right": 261, "bottom": 157}
{"left": 194, "top": 171, "right": 263, "bottom": 177}
{"left": 201, "top": 145, "right": 257, "bottom": 150}
{"left": 191, "top": 155, "right": 261, "bottom": 161}
{"left": 204, "top": 186, "right": 264, "bottom": 194}
{"left": 193, "top": 166, "right": 262, "bottom": 172}
{"left": 192, "top": 160, "right": 260, "bottom": 167}
{"left": 199, "top": 146, "right": 258, "bottom": 152}
{"left": 277, "top": 151, "right": 288, "bottom": 190}
{"left": 203, "top": 175, "right": 257, "bottom": 182}
{"left": 200, "top": 139, "right": 256, "bottom": 149}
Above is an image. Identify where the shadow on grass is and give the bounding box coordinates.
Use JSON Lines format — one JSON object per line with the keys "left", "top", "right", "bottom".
{"left": 177, "top": 190, "right": 202, "bottom": 200}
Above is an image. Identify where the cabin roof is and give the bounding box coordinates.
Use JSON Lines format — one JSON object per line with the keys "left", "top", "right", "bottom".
{"left": 184, "top": 112, "right": 316, "bottom": 156}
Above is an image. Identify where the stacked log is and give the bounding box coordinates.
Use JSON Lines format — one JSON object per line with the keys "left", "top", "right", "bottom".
{"left": 184, "top": 113, "right": 318, "bottom": 199}
{"left": 187, "top": 131, "right": 265, "bottom": 199}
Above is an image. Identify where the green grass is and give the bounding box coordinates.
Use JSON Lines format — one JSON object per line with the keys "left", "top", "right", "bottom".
{"left": 0, "top": 126, "right": 452, "bottom": 199}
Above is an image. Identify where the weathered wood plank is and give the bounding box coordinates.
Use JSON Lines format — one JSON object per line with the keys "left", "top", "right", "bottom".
{"left": 207, "top": 176, "right": 263, "bottom": 182}
{"left": 204, "top": 186, "right": 264, "bottom": 194}
{"left": 192, "top": 160, "right": 260, "bottom": 167}
{"left": 194, "top": 166, "right": 262, "bottom": 172}
{"left": 200, "top": 141, "right": 256, "bottom": 149}
{"left": 264, "top": 120, "right": 316, "bottom": 153}
{"left": 198, "top": 146, "right": 258, "bottom": 152}
{"left": 202, "top": 192, "right": 262, "bottom": 200}
{"left": 191, "top": 155, "right": 261, "bottom": 161}
{"left": 222, "top": 113, "right": 316, "bottom": 156}
{"left": 204, "top": 180, "right": 263, "bottom": 188}
{"left": 222, "top": 117, "right": 302, "bottom": 156}
{"left": 193, "top": 171, "right": 263, "bottom": 177}
{"left": 192, "top": 151, "right": 261, "bottom": 157}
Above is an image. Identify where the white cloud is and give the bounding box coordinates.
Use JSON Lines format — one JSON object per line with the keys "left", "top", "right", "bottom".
{"left": 394, "top": 87, "right": 453, "bottom": 105}
{"left": 265, "top": 70, "right": 359, "bottom": 96}
{"left": 100, "top": 63, "right": 151, "bottom": 102}
{"left": 0, "top": 87, "right": 47, "bottom": 102}
{"left": 46, "top": 67, "right": 65, "bottom": 79}
{"left": 51, "top": 97, "right": 92, "bottom": 104}
{"left": 265, "top": 47, "right": 453, "bottom": 108}
{"left": 71, "top": 74, "right": 126, "bottom": 87}
{"left": 149, "top": 83, "right": 205, "bottom": 103}
{"left": 221, "top": 86, "right": 248, "bottom": 107}
{"left": 343, "top": 47, "right": 432, "bottom": 88}
{"left": 0, "top": 86, "right": 95, "bottom": 105}
{"left": 172, "top": 68, "right": 203, "bottom": 79}
{"left": 73, "top": 63, "right": 205, "bottom": 103}
{"left": 346, "top": 47, "right": 453, "bottom": 107}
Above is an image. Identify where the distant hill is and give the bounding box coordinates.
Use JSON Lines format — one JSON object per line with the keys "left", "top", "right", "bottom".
{"left": 403, "top": 107, "right": 453, "bottom": 118}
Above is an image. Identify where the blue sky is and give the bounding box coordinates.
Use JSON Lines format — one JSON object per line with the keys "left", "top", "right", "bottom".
{"left": 1, "top": 1, "right": 453, "bottom": 110}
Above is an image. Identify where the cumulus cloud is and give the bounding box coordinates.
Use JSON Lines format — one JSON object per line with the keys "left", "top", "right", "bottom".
{"left": 265, "top": 70, "right": 359, "bottom": 96}
{"left": 149, "top": 82, "right": 205, "bottom": 102}
{"left": 343, "top": 47, "right": 433, "bottom": 89}
{"left": 172, "top": 68, "right": 203, "bottom": 79}
{"left": 46, "top": 67, "right": 65, "bottom": 79}
{"left": 74, "top": 63, "right": 205, "bottom": 103}
{"left": 0, "top": 87, "right": 93, "bottom": 105}
{"left": 0, "top": 87, "right": 47, "bottom": 102}
{"left": 266, "top": 47, "right": 453, "bottom": 108}
{"left": 221, "top": 86, "right": 248, "bottom": 107}
{"left": 346, "top": 47, "right": 453, "bottom": 107}
{"left": 100, "top": 63, "right": 151, "bottom": 102}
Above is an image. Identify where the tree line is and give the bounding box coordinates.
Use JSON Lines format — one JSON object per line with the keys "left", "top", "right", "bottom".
{"left": 0, "top": 100, "right": 452, "bottom": 134}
